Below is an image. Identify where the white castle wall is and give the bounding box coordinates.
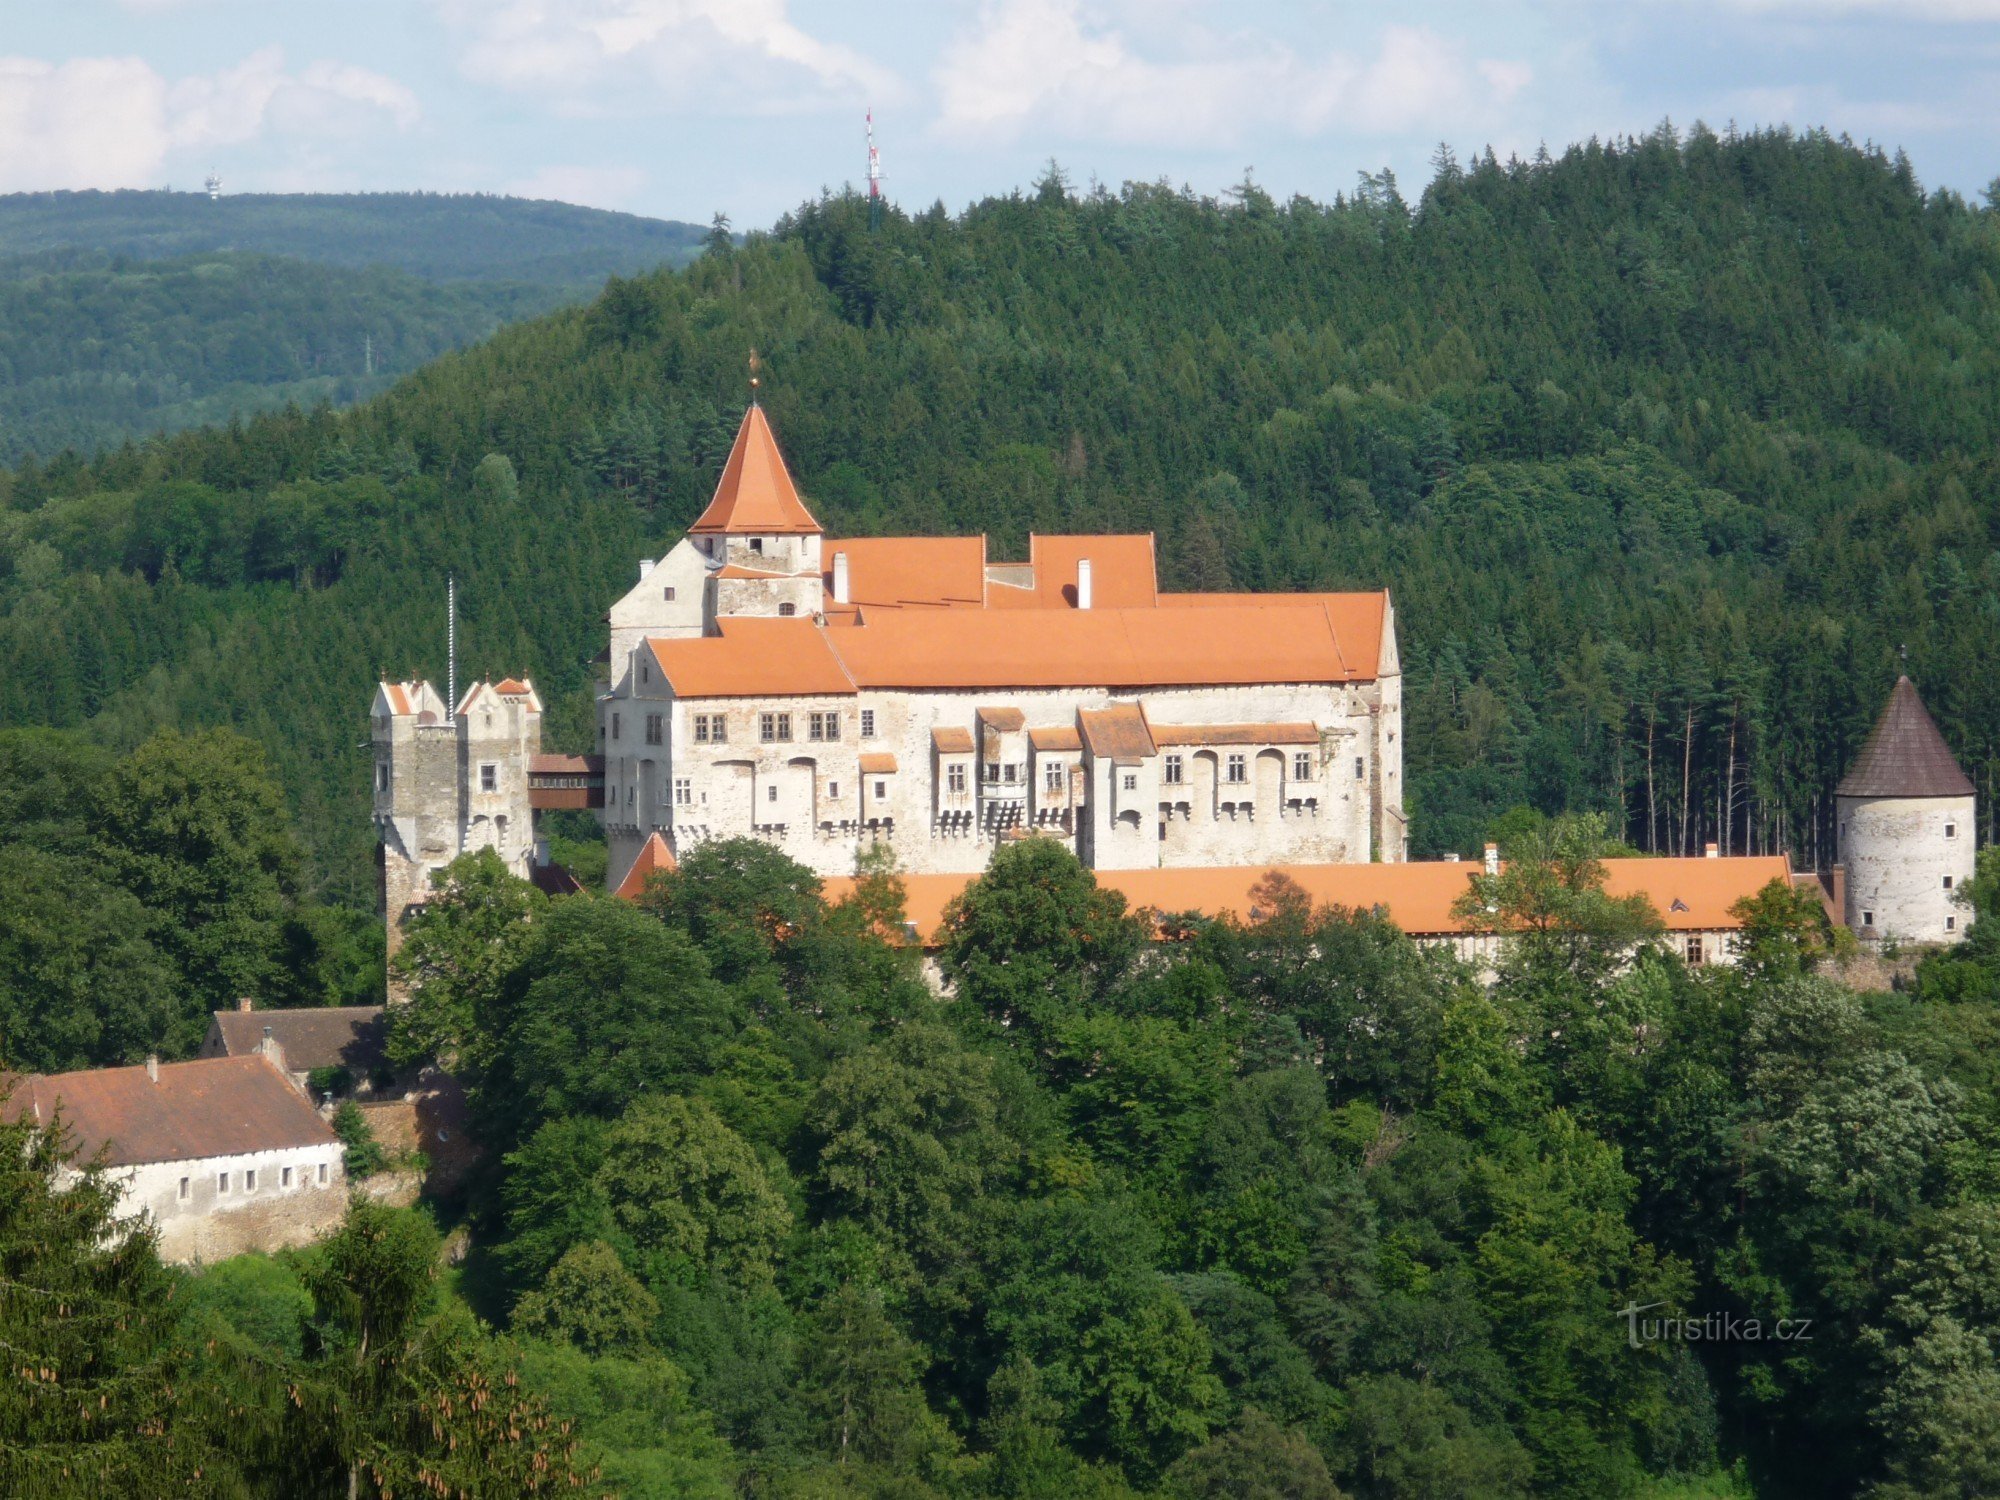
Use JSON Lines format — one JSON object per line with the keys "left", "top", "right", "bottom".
{"left": 1838, "top": 792, "right": 1976, "bottom": 944}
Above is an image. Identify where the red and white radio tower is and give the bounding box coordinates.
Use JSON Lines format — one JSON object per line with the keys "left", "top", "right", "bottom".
{"left": 866, "top": 109, "right": 884, "bottom": 229}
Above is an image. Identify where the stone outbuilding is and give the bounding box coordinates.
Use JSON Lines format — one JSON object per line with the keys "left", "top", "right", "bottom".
{"left": 1836, "top": 675, "right": 1977, "bottom": 946}
{"left": 6, "top": 1053, "right": 347, "bottom": 1264}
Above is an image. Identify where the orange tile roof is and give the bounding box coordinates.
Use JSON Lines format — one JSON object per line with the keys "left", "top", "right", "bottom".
{"left": 985, "top": 534, "right": 1160, "bottom": 610}
{"left": 1153, "top": 723, "right": 1320, "bottom": 746}
{"left": 820, "top": 855, "right": 1794, "bottom": 948}
{"left": 646, "top": 620, "right": 856, "bottom": 699}
{"left": 1079, "top": 703, "right": 1156, "bottom": 761}
{"left": 614, "top": 832, "right": 678, "bottom": 900}
{"left": 494, "top": 678, "right": 531, "bottom": 695}
{"left": 688, "top": 406, "right": 822, "bottom": 536}
{"left": 6, "top": 1055, "right": 337, "bottom": 1168}
{"left": 859, "top": 752, "right": 898, "bottom": 774}
{"left": 978, "top": 707, "right": 1027, "bottom": 731}
{"left": 716, "top": 563, "right": 797, "bottom": 579}
{"left": 1162, "top": 592, "right": 1388, "bottom": 678}
{"left": 822, "top": 605, "right": 1372, "bottom": 690}
{"left": 932, "top": 727, "right": 975, "bottom": 754}
{"left": 825, "top": 537, "right": 987, "bottom": 608}
{"left": 1029, "top": 726, "right": 1083, "bottom": 751}
{"left": 382, "top": 681, "right": 412, "bottom": 715}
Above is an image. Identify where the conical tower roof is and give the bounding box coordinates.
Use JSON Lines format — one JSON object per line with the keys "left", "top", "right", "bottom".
{"left": 1837, "top": 676, "right": 1974, "bottom": 799}
{"left": 687, "top": 405, "right": 821, "bottom": 536}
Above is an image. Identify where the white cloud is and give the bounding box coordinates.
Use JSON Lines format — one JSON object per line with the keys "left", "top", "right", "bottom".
{"left": 0, "top": 48, "right": 419, "bottom": 193}
{"left": 932, "top": 1, "right": 1532, "bottom": 146}
{"left": 0, "top": 56, "right": 170, "bottom": 190}
{"left": 506, "top": 162, "right": 649, "bottom": 209}
{"left": 434, "top": 0, "right": 895, "bottom": 111}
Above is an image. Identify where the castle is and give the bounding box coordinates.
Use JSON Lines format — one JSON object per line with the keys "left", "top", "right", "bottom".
{"left": 370, "top": 404, "right": 1979, "bottom": 958}
{"left": 594, "top": 405, "right": 1405, "bottom": 886}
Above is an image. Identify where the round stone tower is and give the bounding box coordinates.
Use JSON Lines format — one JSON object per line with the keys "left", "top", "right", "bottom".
{"left": 1836, "top": 675, "right": 1976, "bottom": 945}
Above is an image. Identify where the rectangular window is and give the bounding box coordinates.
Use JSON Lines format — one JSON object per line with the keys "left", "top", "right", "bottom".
{"left": 694, "top": 713, "right": 726, "bottom": 744}
{"left": 674, "top": 777, "right": 693, "bottom": 806}
{"left": 828, "top": 781, "right": 840, "bottom": 800}
{"left": 749, "top": 537, "right": 763, "bottom": 554}
{"left": 1003, "top": 763, "right": 1019, "bottom": 783}
{"left": 318, "top": 1163, "right": 328, "bottom": 1185}
{"left": 1226, "top": 753, "right": 1247, "bottom": 784}
{"left": 1292, "top": 752, "right": 1314, "bottom": 781}
{"left": 479, "top": 764, "right": 497, "bottom": 792}
{"left": 612, "top": 712, "right": 621, "bottom": 741}
{"left": 1163, "top": 754, "right": 1184, "bottom": 786}
{"left": 1947, "top": 915, "right": 1958, "bottom": 932}
{"left": 218, "top": 1172, "right": 230, "bottom": 1194}
{"left": 1121, "top": 772, "right": 1138, "bottom": 791}
{"left": 694, "top": 714, "right": 710, "bottom": 743}
{"left": 663, "top": 585, "right": 676, "bottom": 601}
{"left": 874, "top": 780, "right": 887, "bottom": 799}
{"left": 809, "top": 710, "right": 840, "bottom": 741}
{"left": 376, "top": 762, "right": 389, "bottom": 792}
{"left": 1045, "top": 761, "right": 1065, "bottom": 793}
{"left": 282, "top": 1166, "right": 293, "bottom": 1188}
{"left": 1946, "top": 821, "right": 1959, "bottom": 839}
{"left": 245, "top": 1169, "right": 257, "bottom": 1191}
{"left": 983, "top": 761, "right": 1000, "bottom": 783}
{"left": 1685, "top": 936, "right": 1705, "bottom": 966}
{"left": 860, "top": 710, "right": 876, "bottom": 738}
{"left": 179, "top": 1176, "right": 190, "bottom": 1201}
{"left": 760, "top": 712, "right": 793, "bottom": 743}
{"left": 1354, "top": 756, "right": 1365, "bottom": 780}
{"left": 778, "top": 602, "right": 797, "bottom": 616}
{"left": 645, "top": 713, "right": 663, "bottom": 746}
{"left": 1944, "top": 875, "right": 1955, "bottom": 890}
{"left": 947, "top": 763, "right": 967, "bottom": 795}
{"left": 1863, "top": 910, "right": 1875, "bottom": 928}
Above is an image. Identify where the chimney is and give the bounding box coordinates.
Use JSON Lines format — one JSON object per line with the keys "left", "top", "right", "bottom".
{"left": 833, "top": 551, "right": 850, "bottom": 605}
{"left": 1076, "top": 558, "right": 1093, "bottom": 610}
{"left": 1483, "top": 843, "right": 1500, "bottom": 875}
{"left": 145, "top": 1055, "right": 158, "bottom": 1083}
{"left": 638, "top": 558, "right": 655, "bottom": 581}
{"left": 1704, "top": 842, "right": 1719, "bottom": 859}
{"left": 237, "top": 997, "right": 253, "bottom": 1013}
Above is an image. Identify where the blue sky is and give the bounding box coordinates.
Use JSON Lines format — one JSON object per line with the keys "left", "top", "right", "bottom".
{"left": 2, "top": 1, "right": 1995, "bottom": 228}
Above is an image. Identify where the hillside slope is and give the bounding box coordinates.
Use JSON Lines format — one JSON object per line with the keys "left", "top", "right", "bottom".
{"left": 0, "top": 189, "right": 710, "bottom": 282}
{"left": 0, "top": 250, "right": 573, "bottom": 463}
{"left": 1, "top": 127, "right": 1996, "bottom": 902}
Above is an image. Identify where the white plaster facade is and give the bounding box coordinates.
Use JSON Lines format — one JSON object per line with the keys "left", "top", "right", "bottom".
{"left": 106, "top": 1143, "right": 347, "bottom": 1264}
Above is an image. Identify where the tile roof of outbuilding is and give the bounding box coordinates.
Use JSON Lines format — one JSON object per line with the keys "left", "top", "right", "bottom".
{"left": 614, "top": 832, "right": 678, "bottom": 900}
{"left": 823, "top": 855, "right": 1795, "bottom": 948}
{"left": 688, "top": 405, "right": 823, "bottom": 536}
{"left": 1078, "top": 703, "right": 1157, "bottom": 762}
{"left": 1836, "top": 676, "right": 1975, "bottom": 799}
{"left": 646, "top": 620, "right": 857, "bottom": 698}
{"left": 209, "top": 1006, "right": 388, "bottom": 1075}
{"left": 6, "top": 1055, "right": 337, "bottom": 1168}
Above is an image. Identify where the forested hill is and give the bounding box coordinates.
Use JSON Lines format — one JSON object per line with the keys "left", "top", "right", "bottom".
{"left": 0, "top": 189, "right": 711, "bottom": 281}
{"left": 2, "top": 126, "right": 1997, "bottom": 903}
{"left": 0, "top": 251, "right": 572, "bottom": 464}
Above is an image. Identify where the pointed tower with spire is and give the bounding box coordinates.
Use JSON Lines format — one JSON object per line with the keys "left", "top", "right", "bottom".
{"left": 1836, "top": 675, "right": 1976, "bottom": 944}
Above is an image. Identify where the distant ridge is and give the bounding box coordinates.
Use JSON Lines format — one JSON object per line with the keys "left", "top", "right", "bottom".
{"left": 0, "top": 189, "right": 710, "bottom": 283}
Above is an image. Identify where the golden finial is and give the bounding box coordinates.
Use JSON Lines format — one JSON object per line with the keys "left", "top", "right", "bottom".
{"left": 748, "top": 347, "right": 762, "bottom": 402}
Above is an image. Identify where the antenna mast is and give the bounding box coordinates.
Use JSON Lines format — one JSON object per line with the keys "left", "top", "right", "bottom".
{"left": 866, "top": 109, "right": 884, "bottom": 230}
{"left": 204, "top": 171, "right": 222, "bottom": 200}
{"left": 446, "top": 574, "right": 457, "bottom": 724}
